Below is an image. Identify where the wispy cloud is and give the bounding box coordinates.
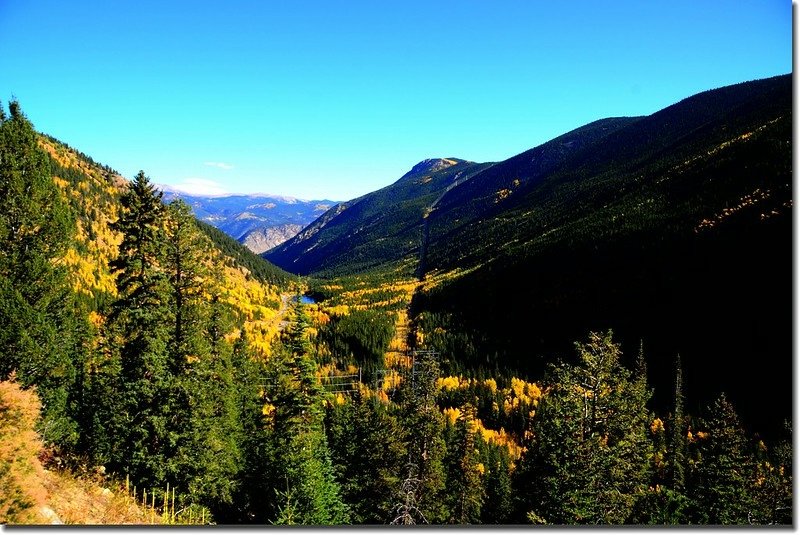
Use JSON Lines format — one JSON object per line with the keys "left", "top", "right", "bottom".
{"left": 204, "top": 161, "right": 234, "bottom": 170}
{"left": 167, "top": 178, "right": 229, "bottom": 196}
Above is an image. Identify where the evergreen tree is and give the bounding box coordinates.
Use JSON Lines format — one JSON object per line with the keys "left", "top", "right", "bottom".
{"left": 750, "top": 421, "right": 792, "bottom": 525}
{"left": 686, "top": 394, "right": 757, "bottom": 524}
{"left": 444, "top": 405, "right": 484, "bottom": 524}
{"left": 106, "top": 170, "right": 176, "bottom": 487}
{"left": 164, "top": 200, "right": 208, "bottom": 374}
{"left": 513, "top": 331, "right": 652, "bottom": 524}
{"left": 229, "top": 328, "right": 275, "bottom": 523}
{"left": 261, "top": 304, "right": 349, "bottom": 525}
{"left": 0, "top": 100, "right": 80, "bottom": 446}
{"left": 648, "top": 354, "right": 690, "bottom": 524}
{"left": 396, "top": 350, "right": 448, "bottom": 524}
{"left": 479, "top": 441, "right": 513, "bottom": 524}
{"left": 325, "top": 394, "right": 408, "bottom": 523}
{"left": 667, "top": 354, "right": 687, "bottom": 492}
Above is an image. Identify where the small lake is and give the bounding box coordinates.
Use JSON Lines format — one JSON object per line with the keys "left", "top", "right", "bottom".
{"left": 298, "top": 295, "right": 316, "bottom": 305}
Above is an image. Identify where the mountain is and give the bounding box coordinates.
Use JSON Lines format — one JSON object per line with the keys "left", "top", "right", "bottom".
{"left": 268, "top": 74, "right": 792, "bottom": 437}
{"left": 241, "top": 223, "right": 304, "bottom": 254}
{"left": 416, "top": 74, "right": 791, "bottom": 437}
{"left": 264, "top": 119, "right": 638, "bottom": 276}
{"left": 159, "top": 189, "right": 337, "bottom": 252}
{"left": 1, "top": 77, "right": 791, "bottom": 526}
{"left": 265, "top": 157, "right": 494, "bottom": 274}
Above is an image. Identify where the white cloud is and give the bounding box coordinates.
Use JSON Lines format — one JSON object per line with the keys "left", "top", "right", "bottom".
{"left": 167, "top": 177, "right": 229, "bottom": 196}
{"left": 204, "top": 161, "right": 234, "bottom": 170}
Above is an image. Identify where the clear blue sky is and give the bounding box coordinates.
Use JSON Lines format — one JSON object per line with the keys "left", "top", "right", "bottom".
{"left": 0, "top": 1, "right": 790, "bottom": 200}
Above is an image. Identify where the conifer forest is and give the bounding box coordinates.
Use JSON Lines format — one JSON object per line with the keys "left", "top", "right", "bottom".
{"left": 0, "top": 73, "right": 792, "bottom": 526}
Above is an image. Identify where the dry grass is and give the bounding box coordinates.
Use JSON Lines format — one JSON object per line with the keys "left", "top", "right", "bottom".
{"left": 0, "top": 377, "right": 48, "bottom": 524}
{"left": 41, "top": 471, "right": 163, "bottom": 525}
{"left": 0, "top": 377, "right": 166, "bottom": 525}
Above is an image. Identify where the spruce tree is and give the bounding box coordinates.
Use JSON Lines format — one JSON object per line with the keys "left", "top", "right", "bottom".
{"left": 325, "top": 394, "right": 408, "bottom": 523}
{"left": 750, "top": 421, "right": 792, "bottom": 525}
{"left": 667, "top": 354, "right": 687, "bottom": 492}
{"left": 479, "top": 441, "right": 513, "bottom": 524}
{"left": 444, "top": 405, "right": 484, "bottom": 524}
{"left": 164, "top": 200, "right": 208, "bottom": 374}
{"left": 163, "top": 204, "right": 242, "bottom": 512}
{"left": 106, "top": 170, "right": 176, "bottom": 487}
{"left": 0, "top": 100, "right": 79, "bottom": 446}
{"left": 396, "top": 350, "right": 448, "bottom": 524}
{"left": 686, "top": 394, "right": 758, "bottom": 524}
{"left": 651, "top": 353, "right": 690, "bottom": 524}
{"left": 262, "top": 304, "right": 349, "bottom": 525}
{"left": 513, "top": 331, "right": 652, "bottom": 524}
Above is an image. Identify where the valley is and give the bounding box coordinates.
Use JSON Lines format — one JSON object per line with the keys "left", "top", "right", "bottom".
{"left": 0, "top": 74, "right": 792, "bottom": 526}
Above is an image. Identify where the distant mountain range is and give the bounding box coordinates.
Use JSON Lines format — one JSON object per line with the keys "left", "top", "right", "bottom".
{"left": 158, "top": 188, "right": 337, "bottom": 253}
{"left": 266, "top": 74, "right": 792, "bottom": 437}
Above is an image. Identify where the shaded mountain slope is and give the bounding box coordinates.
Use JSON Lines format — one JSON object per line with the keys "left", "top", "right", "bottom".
{"left": 265, "top": 158, "right": 492, "bottom": 275}
{"left": 265, "top": 116, "right": 642, "bottom": 278}
{"left": 415, "top": 74, "right": 791, "bottom": 437}
{"left": 269, "top": 74, "right": 791, "bottom": 437}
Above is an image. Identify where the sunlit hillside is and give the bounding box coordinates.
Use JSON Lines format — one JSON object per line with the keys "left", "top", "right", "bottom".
{"left": 39, "top": 135, "right": 295, "bottom": 357}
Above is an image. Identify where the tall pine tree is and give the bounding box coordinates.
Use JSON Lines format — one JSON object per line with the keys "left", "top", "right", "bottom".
{"left": 261, "top": 304, "right": 349, "bottom": 525}
{"left": 0, "top": 100, "right": 80, "bottom": 446}
{"left": 106, "top": 170, "right": 176, "bottom": 488}
{"left": 513, "top": 331, "right": 652, "bottom": 524}
{"left": 686, "top": 394, "right": 757, "bottom": 524}
{"left": 164, "top": 202, "right": 241, "bottom": 512}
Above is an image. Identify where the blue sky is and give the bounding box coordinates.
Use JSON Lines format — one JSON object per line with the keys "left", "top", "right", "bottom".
{"left": 0, "top": 1, "right": 790, "bottom": 200}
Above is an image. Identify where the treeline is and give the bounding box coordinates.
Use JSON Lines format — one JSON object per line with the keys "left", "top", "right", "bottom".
{"left": 511, "top": 332, "right": 791, "bottom": 524}
{"left": 42, "top": 132, "right": 121, "bottom": 177}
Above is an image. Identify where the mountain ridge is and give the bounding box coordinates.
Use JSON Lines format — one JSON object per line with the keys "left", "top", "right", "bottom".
{"left": 160, "top": 189, "right": 339, "bottom": 253}
{"left": 267, "top": 73, "right": 792, "bottom": 437}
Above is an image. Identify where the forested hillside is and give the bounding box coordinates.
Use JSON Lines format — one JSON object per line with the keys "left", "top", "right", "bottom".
{"left": 0, "top": 101, "right": 320, "bottom": 524}
{"left": 269, "top": 74, "right": 792, "bottom": 440}
{"left": 266, "top": 158, "right": 493, "bottom": 276}
{"left": 0, "top": 72, "right": 792, "bottom": 526}
{"left": 418, "top": 74, "right": 792, "bottom": 438}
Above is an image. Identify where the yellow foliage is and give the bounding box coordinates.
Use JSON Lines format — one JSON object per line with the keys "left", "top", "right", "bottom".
{"left": 472, "top": 418, "right": 525, "bottom": 461}
{"left": 381, "top": 370, "right": 403, "bottom": 391}
{"left": 650, "top": 418, "right": 664, "bottom": 434}
{"left": 377, "top": 390, "right": 390, "bottom": 404}
{"left": 505, "top": 377, "right": 541, "bottom": 410}
{"left": 443, "top": 407, "right": 461, "bottom": 425}
{"left": 484, "top": 378, "right": 497, "bottom": 393}
{"left": 326, "top": 305, "right": 351, "bottom": 316}
{"left": 494, "top": 188, "right": 512, "bottom": 203}
{"left": 87, "top": 311, "right": 104, "bottom": 329}
{"left": 436, "top": 376, "right": 461, "bottom": 391}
